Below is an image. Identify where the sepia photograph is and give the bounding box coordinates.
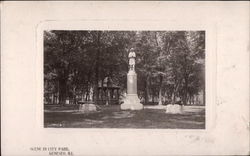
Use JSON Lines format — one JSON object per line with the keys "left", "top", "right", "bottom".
{"left": 2, "top": 1, "right": 249, "bottom": 155}
{"left": 44, "top": 30, "right": 205, "bottom": 129}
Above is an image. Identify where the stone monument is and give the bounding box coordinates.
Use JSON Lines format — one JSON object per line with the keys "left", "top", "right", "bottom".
{"left": 165, "top": 104, "right": 183, "bottom": 114}
{"left": 121, "top": 48, "right": 143, "bottom": 110}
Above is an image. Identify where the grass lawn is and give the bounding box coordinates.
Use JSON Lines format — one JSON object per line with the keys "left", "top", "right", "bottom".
{"left": 44, "top": 105, "right": 205, "bottom": 129}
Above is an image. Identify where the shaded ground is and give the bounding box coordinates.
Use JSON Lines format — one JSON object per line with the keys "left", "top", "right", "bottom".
{"left": 44, "top": 105, "right": 205, "bottom": 129}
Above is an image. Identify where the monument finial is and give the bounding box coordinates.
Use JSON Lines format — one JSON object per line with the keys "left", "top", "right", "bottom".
{"left": 128, "top": 48, "right": 136, "bottom": 58}
{"left": 128, "top": 48, "right": 136, "bottom": 71}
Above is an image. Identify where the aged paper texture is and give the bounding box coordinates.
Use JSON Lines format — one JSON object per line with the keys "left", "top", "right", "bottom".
{"left": 1, "top": 1, "right": 249, "bottom": 155}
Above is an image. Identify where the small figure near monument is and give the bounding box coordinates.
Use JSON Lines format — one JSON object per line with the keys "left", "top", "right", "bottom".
{"left": 121, "top": 48, "right": 143, "bottom": 110}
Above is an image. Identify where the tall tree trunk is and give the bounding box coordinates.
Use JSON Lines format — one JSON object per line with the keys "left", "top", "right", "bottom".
{"left": 171, "top": 91, "right": 176, "bottom": 104}
{"left": 85, "top": 84, "right": 89, "bottom": 101}
{"left": 144, "top": 76, "right": 149, "bottom": 105}
{"left": 85, "top": 67, "right": 92, "bottom": 102}
{"left": 58, "top": 77, "right": 67, "bottom": 105}
{"left": 172, "top": 79, "right": 180, "bottom": 104}
{"left": 183, "top": 77, "right": 188, "bottom": 105}
{"left": 72, "top": 86, "right": 76, "bottom": 104}
{"left": 203, "top": 84, "right": 205, "bottom": 105}
{"left": 94, "top": 31, "right": 101, "bottom": 104}
{"left": 158, "top": 75, "right": 163, "bottom": 105}
{"left": 202, "top": 66, "right": 205, "bottom": 105}
{"left": 149, "top": 78, "right": 153, "bottom": 103}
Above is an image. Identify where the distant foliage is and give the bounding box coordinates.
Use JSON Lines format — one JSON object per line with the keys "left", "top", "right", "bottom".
{"left": 44, "top": 30, "right": 205, "bottom": 105}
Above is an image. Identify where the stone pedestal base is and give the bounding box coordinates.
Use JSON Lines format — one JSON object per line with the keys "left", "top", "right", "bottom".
{"left": 165, "top": 104, "right": 183, "bottom": 114}
{"left": 121, "top": 94, "right": 143, "bottom": 110}
{"left": 79, "top": 104, "right": 97, "bottom": 113}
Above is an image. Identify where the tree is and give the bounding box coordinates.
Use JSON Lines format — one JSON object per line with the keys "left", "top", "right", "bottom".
{"left": 44, "top": 30, "right": 205, "bottom": 106}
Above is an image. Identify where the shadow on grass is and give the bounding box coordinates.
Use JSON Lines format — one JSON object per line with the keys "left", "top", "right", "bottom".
{"left": 44, "top": 105, "right": 205, "bottom": 129}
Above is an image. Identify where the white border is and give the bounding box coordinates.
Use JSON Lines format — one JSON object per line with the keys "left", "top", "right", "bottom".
{"left": 3, "top": 1, "right": 248, "bottom": 155}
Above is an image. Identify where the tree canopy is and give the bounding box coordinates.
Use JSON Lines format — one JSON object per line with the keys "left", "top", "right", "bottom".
{"left": 44, "top": 30, "right": 205, "bottom": 105}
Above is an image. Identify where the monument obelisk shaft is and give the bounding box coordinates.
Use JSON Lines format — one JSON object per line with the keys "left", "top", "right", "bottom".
{"left": 121, "top": 49, "right": 143, "bottom": 110}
